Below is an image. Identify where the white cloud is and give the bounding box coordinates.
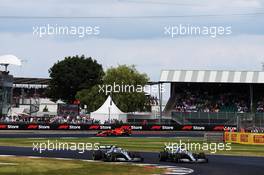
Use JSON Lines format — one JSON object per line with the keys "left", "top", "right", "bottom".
{"left": 0, "top": 0, "right": 263, "bottom": 17}
{"left": 0, "top": 33, "right": 263, "bottom": 80}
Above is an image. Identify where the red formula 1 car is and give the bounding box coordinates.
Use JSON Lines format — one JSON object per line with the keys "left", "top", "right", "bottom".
{"left": 96, "top": 127, "right": 132, "bottom": 137}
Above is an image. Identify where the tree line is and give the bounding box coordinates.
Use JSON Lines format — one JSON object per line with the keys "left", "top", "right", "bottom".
{"left": 47, "top": 55, "right": 151, "bottom": 113}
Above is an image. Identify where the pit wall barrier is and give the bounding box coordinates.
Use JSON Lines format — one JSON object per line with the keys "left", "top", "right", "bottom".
{"left": 224, "top": 132, "right": 264, "bottom": 145}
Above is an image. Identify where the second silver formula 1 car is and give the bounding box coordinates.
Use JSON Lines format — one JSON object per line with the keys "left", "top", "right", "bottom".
{"left": 92, "top": 145, "right": 144, "bottom": 162}
{"left": 159, "top": 145, "right": 209, "bottom": 163}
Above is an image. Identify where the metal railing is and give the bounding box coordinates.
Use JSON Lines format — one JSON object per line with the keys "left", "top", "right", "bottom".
{"left": 172, "top": 112, "right": 237, "bottom": 125}
{"left": 238, "top": 113, "right": 264, "bottom": 129}
{"left": 171, "top": 111, "right": 264, "bottom": 127}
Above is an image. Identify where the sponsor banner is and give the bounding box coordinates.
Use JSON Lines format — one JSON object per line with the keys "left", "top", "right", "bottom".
{"left": 130, "top": 125, "right": 143, "bottom": 130}
{"left": 181, "top": 125, "right": 235, "bottom": 131}
{"left": 225, "top": 132, "right": 264, "bottom": 145}
{"left": 150, "top": 125, "right": 162, "bottom": 130}
{"left": 231, "top": 133, "right": 238, "bottom": 142}
{"left": 27, "top": 124, "right": 51, "bottom": 130}
{"left": 181, "top": 125, "right": 205, "bottom": 131}
{"left": 87, "top": 125, "right": 112, "bottom": 130}
{"left": 224, "top": 132, "right": 230, "bottom": 142}
{"left": 0, "top": 124, "right": 20, "bottom": 129}
{"left": 0, "top": 124, "right": 8, "bottom": 129}
{"left": 253, "top": 135, "right": 264, "bottom": 144}
{"left": 0, "top": 123, "right": 236, "bottom": 131}
{"left": 181, "top": 125, "right": 193, "bottom": 130}
{"left": 240, "top": 134, "right": 249, "bottom": 143}
{"left": 213, "top": 126, "right": 237, "bottom": 132}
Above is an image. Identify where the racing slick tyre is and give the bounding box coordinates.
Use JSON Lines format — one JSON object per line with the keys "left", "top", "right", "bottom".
{"left": 103, "top": 153, "right": 117, "bottom": 162}
{"left": 198, "top": 153, "right": 206, "bottom": 158}
{"left": 106, "top": 154, "right": 117, "bottom": 162}
{"left": 172, "top": 153, "right": 181, "bottom": 163}
{"left": 193, "top": 153, "right": 209, "bottom": 163}
{"left": 92, "top": 150, "right": 103, "bottom": 160}
{"left": 159, "top": 152, "right": 168, "bottom": 161}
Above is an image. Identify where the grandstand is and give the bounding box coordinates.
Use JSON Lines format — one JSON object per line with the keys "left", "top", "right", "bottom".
{"left": 3, "top": 77, "right": 60, "bottom": 122}
{"left": 160, "top": 70, "right": 264, "bottom": 129}
{"left": 12, "top": 77, "right": 50, "bottom": 112}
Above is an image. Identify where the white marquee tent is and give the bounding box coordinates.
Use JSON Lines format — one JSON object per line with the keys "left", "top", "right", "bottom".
{"left": 90, "top": 96, "right": 126, "bottom": 124}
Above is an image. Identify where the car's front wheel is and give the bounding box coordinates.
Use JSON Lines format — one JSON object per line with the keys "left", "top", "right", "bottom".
{"left": 92, "top": 151, "right": 103, "bottom": 160}
{"left": 106, "top": 154, "right": 117, "bottom": 162}
{"left": 173, "top": 154, "right": 181, "bottom": 163}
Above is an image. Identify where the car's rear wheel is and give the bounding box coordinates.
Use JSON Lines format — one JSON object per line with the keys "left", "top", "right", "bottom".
{"left": 159, "top": 152, "right": 168, "bottom": 161}
{"left": 198, "top": 152, "right": 206, "bottom": 158}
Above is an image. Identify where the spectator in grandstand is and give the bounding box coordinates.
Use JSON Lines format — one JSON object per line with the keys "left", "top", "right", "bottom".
{"left": 257, "top": 98, "right": 264, "bottom": 112}
{"left": 246, "top": 126, "right": 264, "bottom": 133}
{"left": 173, "top": 89, "right": 250, "bottom": 113}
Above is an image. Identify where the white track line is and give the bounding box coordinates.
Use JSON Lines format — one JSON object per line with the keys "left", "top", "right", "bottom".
{"left": 0, "top": 163, "right": 18, "bottom": 165}
{"left": 164, "top": 169, "right": 194, "bottom": 175}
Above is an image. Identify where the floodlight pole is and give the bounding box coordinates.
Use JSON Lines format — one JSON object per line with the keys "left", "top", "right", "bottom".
{"left": 249, "top": 84, "right": 253, "bottom": 113}
{"left": 108, "top": 107, "right": 111, "bottom": 123}
{"left": 108, "top": 94, "right": 113, "bottom": 123}
{"left": 158, "top": 82, "right": 163, "bottom": 124}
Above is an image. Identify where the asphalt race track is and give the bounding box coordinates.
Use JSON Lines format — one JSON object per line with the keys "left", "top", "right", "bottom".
{"left": 0, "top": 146, "right": 263, "bottom": 175}
{"left": 0, "top": 131, "right": 262, "bottom": 175}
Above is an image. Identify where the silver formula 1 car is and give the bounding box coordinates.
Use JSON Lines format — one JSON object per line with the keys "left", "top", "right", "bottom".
{"left": 159, "top": 145, "right": 208, "bottom": 163}
{"left": 92, "top": 145, "right": 144, "bottom": 162}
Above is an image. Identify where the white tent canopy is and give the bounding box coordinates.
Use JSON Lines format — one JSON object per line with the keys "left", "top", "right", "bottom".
{"left": 8, "top": 107, "right": 28, "bottom": 117}
{"left": 90, "top": 96, "right": 126, "bottom": 124}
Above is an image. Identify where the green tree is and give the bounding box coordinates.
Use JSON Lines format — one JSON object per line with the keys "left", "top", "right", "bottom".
{"left": 76, "top": 85, "right": 106, "bottom": 112}
{"left": 77, "top": 65, "right": 150, "bottom": 113}
{"left": 47, "top": 55, "right": 104, "bottom": 103}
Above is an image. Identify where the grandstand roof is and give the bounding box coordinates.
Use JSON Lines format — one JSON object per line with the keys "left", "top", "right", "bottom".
{"left": 14, "top": 77, "right": 50, "bottom": 85}
{"left": 160, "top": 70, "right": 264, "bottom": 84}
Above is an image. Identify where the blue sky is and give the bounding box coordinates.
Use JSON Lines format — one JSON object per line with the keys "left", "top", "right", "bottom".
{"left": 0, "top": 0, "right": 264, "bottom": 84}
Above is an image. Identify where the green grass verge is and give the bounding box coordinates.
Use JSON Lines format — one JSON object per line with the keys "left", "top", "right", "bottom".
{"left": 0, "top": 137, "right": 263, "bottom": 157}
{"left": 0, "top": 156, "right": 165, "bottom": 175}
